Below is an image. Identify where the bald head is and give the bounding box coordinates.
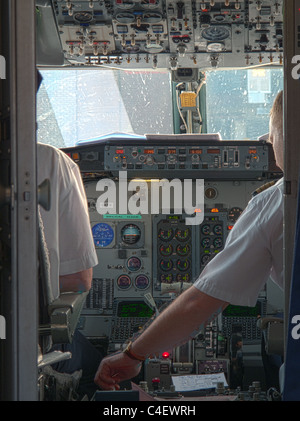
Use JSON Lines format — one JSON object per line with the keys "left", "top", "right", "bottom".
{"left": 269, "top": 90, "right": 284, "bottom": 171}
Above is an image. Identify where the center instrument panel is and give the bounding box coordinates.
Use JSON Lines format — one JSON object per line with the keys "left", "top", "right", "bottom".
{"left": 37, "top": 0, "right": 284, "bottom": 70}
{"left": 63, "top": 136, "right": 282, "bottom": 361}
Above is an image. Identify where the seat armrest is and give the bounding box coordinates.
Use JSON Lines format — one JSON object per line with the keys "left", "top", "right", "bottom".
{"left": 48, "top": 292, "right": 88, "bottom": 344}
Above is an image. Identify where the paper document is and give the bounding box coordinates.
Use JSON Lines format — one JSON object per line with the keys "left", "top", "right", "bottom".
{"left": 171, "top": 372, "right": 228, "bottom": 392}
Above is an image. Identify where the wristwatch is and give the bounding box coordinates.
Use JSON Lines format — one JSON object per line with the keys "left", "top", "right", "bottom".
{"left": 123, "top": 341, "right": 146, "bottom": 361}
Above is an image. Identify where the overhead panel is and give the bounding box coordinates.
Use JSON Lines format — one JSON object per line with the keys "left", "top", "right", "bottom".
{"left": 39, "top": 0, "right": 284, "bottom": 69}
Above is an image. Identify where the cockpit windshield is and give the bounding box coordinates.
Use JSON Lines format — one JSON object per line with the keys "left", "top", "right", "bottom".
{"left": 37, "top": 69, "right": 173, "bottom": 148}
{"left": 37, "top": 67, "right": 283, "bottom": 148}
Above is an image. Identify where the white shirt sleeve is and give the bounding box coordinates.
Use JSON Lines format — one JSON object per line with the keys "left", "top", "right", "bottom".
{"left": 193, "top": 179, "right": 284, "bottom": 307}
{"left": 38, "top": 143, "right": 98, "bottom": 299}
{"left": 56, "top": 150, "right": 98, "bottom": 276}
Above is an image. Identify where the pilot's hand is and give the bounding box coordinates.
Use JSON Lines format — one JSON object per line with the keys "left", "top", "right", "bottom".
{"left": 94, "top": 352, "right": 142, "bottom": 390}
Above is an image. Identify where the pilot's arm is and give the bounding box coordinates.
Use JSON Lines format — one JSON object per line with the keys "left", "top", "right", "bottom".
{"left": 38, "top": 143, "right": 98, "bottom": 299}
{"left": 95, "top": 178, "right": 284, "bottom": 390}
{"left": 60, "top": 268, "right": 93, "bottom": 293}
{"left": 94, "top": 287, "right": 227, "bottom": 390}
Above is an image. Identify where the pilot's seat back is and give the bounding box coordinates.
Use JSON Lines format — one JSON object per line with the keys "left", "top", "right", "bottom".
{"left": 37, "top": 179, "right": 88, "bottom": 359}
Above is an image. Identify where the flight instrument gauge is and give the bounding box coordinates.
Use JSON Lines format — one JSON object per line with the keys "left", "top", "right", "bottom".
{"left": 158, "top": 228, "right": 173, "bottom": 241}
{"left": 127, "top": 257, "right": 142, "bottom": 272}
{"left": 175, "top": 228, "right": 191, "bottom": 241}
{"left": 92, "top": 223, "right": 114, "bottom": 248}
{"left": 121, "top": 224, "right": 141, "bottom": 245}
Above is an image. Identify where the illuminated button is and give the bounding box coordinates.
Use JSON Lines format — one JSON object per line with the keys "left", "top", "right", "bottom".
{"left": 72, "top": 152, "right": 80, "bottom": 161}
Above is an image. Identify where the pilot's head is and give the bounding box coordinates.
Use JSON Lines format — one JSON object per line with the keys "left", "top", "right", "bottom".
{"left": 269, "top": 90, "right": 283, "bottom": 171}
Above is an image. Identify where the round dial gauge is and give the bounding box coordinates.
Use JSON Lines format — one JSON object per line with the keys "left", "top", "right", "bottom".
{"left": 213, "top": 238, "right": 223, "bottom": 249}
{"left": 121, "top": 224, "right": 141, "bottom": 245}
{"left": 127, "top": 257, "right": 142, "bottom": 272}
{"left": 201, "top": 224, "right": 211, "bottom": 235}
{"left": 159, "top": 244, "right": 173, "bottom": 256}
{"left": 92, "top": 223, "right": 114, "bottom": 248}
{"left": 205, "top": 187, "right": 218, "bottom": 199}
{"left": 135, "top": 275, "right": 149, "bottom": 290}
{"left": 160, "top": 259, "right": 173, "bottom": 272}
{"left": 158, "top": 228, "right": 173, "bottom": 241}
{"left": 117, "top": 275, "right": 131, "bottom": 290}
{"left": 202, "top": 26, "right": 230, "bottom": 41}
{"left": 175, "top": 228, "right": 190, "bottom": 242}
{"left": 176, "top": 244, "right": 190, "bottom": 256}
{"left": 176, "top": 259, "right": 190, "bottom": 272}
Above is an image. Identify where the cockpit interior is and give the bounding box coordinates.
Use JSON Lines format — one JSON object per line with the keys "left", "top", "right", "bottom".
{"left": 1, "top": 0, "right": 300, "bottom": 403}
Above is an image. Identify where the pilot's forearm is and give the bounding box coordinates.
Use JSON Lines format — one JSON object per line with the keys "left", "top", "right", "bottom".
{"left": 131, "top": 286, "right": 228, "bottom": 359}
{"left": 59, "top": 268, "right": 93, "bottom": 293}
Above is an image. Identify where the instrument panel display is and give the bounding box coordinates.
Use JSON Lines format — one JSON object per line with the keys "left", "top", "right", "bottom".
{"left": 117, "top": 301, "right": 154, "bottom": 318}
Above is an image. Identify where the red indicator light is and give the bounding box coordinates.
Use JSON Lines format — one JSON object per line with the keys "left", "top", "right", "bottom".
{"left": 162, "top": 351, "right": 170, "bottom": 359}
{"left": 228, "top": 225, "right": 234, "bottom": 230}
{"left": 116, "top": 149, "right": 124, "bottom": 154}
{"left": 211, "top": 208, "right": 219, "bottom": 213}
